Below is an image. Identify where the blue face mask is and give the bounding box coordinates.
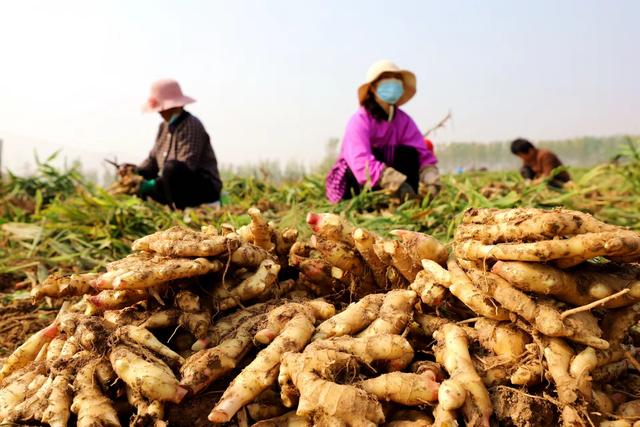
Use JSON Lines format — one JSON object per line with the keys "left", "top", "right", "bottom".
{"left": 375, "top": 78, "right": 404, "bottom": 105}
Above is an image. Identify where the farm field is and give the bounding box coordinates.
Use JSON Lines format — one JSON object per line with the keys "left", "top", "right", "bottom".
{"left": 2, "top": 146, "right": 640, "bottom": 426}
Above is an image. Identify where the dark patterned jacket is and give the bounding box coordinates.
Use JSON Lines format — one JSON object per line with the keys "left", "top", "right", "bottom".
{"left": 138, "top": 111, "right": 221, "bottom": 190}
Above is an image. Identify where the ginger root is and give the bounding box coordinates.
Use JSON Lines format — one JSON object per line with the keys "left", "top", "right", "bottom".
{"left": 279, "top": 350, "right": 385, "bottom": 426}
{"left": 72, "top": 359, "right": 121, "bottom": 427}
{"left": 391, "top": 229, "right": 448, "bottom": 266}
{"left": 307, "top": 212, "right": 355, "bottom": 246}
{"left": 313, "top": 293, "right": 385, "bottom": 341}
{"left": 434, "top": 323, "right": 492, "bottom": 427}
{"left": 209, "top": 313, "right": 316, "bottom": 422}
{"left": 353, "top": 228, "right": 389, "bottom": 288}
{"left": 110, "top": 345, "right": 187, "bottom": 403}
{"left": 356, "top": 371, "right": 439, "bottom": 405}
{"left": 492, "top": 261, "right": 640, "bottom": 308}
{"left": 306, "top": 334, "right": 414, "bottom": 372}
{"left": 455, "top": 230, "right": 640, "bottom": 264}
{"left": 132, "top": 225, "right": 238, "bottom": 257}
{"left": 358, "top": 289, "right": 417, "bottom": 337}
{"left": 0, "top": 323, "right": 58, "bottom": 380}
{"left": 213, "top": 259, "right": 281, "bottom": 310}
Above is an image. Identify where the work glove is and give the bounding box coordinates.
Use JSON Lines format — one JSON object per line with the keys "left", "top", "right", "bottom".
{"left": 139, "top": 178, "right": 157, "bottom": 196}
{"left": 418, "top": 165, "right": 441, "bottom": 199}
{"left": 379, "top": 167, "right": 416, "bottom": 200}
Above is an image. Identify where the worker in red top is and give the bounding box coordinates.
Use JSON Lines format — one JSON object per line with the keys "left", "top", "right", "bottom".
{"left": 510, "top": 138, "right": 571, "bottom": 188}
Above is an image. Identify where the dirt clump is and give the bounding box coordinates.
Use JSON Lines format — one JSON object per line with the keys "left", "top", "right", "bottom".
{"left": 490, "top": 386, "right": 557, "bottom": 427}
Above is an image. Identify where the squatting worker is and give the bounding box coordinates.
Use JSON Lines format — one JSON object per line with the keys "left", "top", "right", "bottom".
{"left": 510, "top": 138, "right": 571, "bottom": 188}
{"left": 119, "top": 79, "right": 222, "bottom": 209}
{"left": 325, "top": 60, "right": 440, "bottom": 203}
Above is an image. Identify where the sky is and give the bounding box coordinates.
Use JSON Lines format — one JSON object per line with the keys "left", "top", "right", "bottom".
{"left": 1, "top": 0, "right": 639, "bottom": 175}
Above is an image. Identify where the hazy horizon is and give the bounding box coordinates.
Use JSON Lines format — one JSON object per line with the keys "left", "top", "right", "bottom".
{"left": 2, "top": 0, "right": 639, "bottom": 175}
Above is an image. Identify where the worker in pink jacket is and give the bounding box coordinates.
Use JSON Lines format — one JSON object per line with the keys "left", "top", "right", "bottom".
{"left": 326, "top": 60, "right": 440, "bottom": 203}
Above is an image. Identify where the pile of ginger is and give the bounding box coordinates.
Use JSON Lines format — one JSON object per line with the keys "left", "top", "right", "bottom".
{"left": 3, "top": 206, "right": 640, "bottom": 427}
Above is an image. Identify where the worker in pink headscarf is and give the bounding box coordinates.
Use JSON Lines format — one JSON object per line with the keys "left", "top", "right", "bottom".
{"left": 120, "top": 79, "right": 222, "bottom": 209}
{"left": 325, "top": 60, "right": 440, "bottom": 203}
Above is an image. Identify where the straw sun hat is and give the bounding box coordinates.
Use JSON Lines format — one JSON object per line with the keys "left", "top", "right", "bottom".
{"left": 142, "top": 79, "right": 196, "bottom": 113}
{"left": 357, "top": 60, "right": 416, "bottom": 106}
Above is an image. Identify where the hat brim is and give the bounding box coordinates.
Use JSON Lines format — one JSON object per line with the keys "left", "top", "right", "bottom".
{"left": 142, "top": 95, "right": 196, "bottom": 113}
{"left": 357, "top": 69, "right": 416, "bottom": 106}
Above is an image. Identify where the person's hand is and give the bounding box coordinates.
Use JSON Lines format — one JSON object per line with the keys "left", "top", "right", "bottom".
{"left": 419, "top": 165, "right": 441, "bottom": 198}
{"left": 118, "top": 163, "right": 137, "bottom": 177}
{"left": 379, "top": 167, "right": 408, "bottom": 193}
{"left": 380, "top": 167, "right": 417, "bottom": 201}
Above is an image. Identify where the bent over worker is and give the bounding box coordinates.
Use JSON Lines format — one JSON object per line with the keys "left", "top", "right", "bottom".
{"left": 325, "top": 60, "right": 439, "bottom": 203}
{"left": 121, "top": 79, "right": 222, "bottom": 209}
{"left": 510, "top": 138, "right": 571, "bottom": 188}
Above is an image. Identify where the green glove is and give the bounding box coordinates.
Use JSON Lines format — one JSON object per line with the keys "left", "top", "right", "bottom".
{"left": 139, "top": 179, "right": 157, "bottom": 196}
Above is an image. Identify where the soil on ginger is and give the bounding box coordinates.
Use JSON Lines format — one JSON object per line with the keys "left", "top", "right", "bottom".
{"left": 490, "top": 386, "right": 558, "bottom": 427}
{"left": 166, "top": 393, "right": 220, "bottom": 427}
{"left": 0, "top": 299, "right": 56, "bottom": 358}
